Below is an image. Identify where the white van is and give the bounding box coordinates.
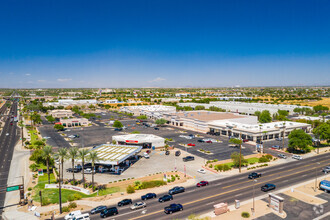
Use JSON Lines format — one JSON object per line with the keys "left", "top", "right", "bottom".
{"left": 65, "top": 210, "right": 81, "bottom": 220}
{"left": 144, "top": 152, "right": 150, "bottom": 159}
{"left": 73, "top": 213, "right": 90, "bottom": 220}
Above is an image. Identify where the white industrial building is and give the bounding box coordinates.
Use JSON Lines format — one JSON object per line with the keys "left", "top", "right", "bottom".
{"left": 119, "top": 105, "right": 176, "bottom": 119}
{"left": 112, "top": 134, "right": 165, "bottom": 149}
{"left": 178, "top": 101, "right": 312, "bottom": 115}
{"left": 48, "top": 109, "right": 73, "bottom": 118}
{"left": 58, "top": 118, "right": 90, "bottom": 127}
{"left": 43, "top": 99, "right": 98, "bottom": 107}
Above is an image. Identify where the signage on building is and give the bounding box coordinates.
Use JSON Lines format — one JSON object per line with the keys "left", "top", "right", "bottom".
{"left": 126, "top": 140, "right": 138, "bottom": 143}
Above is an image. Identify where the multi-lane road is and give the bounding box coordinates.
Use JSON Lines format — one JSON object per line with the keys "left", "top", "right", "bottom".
{"left": 68, "top": 152, "right": 329, "bottom": 220}
{"left": 0, "top": 99, "right": 19, "bottom": 218}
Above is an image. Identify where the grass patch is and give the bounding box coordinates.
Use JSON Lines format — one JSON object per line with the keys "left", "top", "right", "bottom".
{"left": 29, "top": 129, "right": 39, "bottom": 142}
{"left": 98, "top": 187, "right": 122, "bottom": 196}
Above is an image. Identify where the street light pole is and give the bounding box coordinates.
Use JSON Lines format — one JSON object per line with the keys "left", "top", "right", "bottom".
{"left": 315, "top": 162, "right": 321, "bottom": 192}
{"left": 239, "top": 132, "right": 242, "bottom": 173}
{"left": 252, "top": 179, "right": 257, "bottom": 215}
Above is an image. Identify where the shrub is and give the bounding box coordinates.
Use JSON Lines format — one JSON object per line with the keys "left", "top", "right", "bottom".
{"left": 140, "top": 180, "right": 167, "bottom": 189}
{"left": 223, "top": 164, "right": 231, "bottom": 171}
{"left": 67, "top": 194, "right": 75, "bottom": 201}
{"left": 258, "top": 156, "right": 269, "bottom": 163}
{"left": 213, "top": 159, "right": 218, "bottom": 162}
{"left": 171, "top": 176, "right": 176, "bottom": 182}
{"left": 68, "top": 202, "right": 77, "bottom": 209}
{"left": 241, "top": 212, "right": 250, "bottom": 218}
{"left": 215, "top": 164, "right": 223, "bottom": 172}
{"left": 126, "top": 185, "right": 135, "bottom": 194}
{"left": 167, "top": 179, "right": 171, "bottom": 183}
{"left": 28, "top": 187, "right": 32, "bottom": 191}
{"left": 265, "top": 154, "right": 273, "bottom": 160}
{"left": 42, "top": 197, "right": 51, "bottom": 206}
{"left": 73, "top": 194, "right": 82, "bottom": 200}
{"left": 209, "top": 164, "right": 213, "bottom": 168}
{"left": 62, "top": 206, "right": 70, "bottom": 212}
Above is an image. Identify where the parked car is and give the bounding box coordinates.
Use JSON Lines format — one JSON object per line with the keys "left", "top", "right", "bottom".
{"left": 278, "top": 154, "right": 287, "bottom": 159}
{"left": 322, "top": 166, "right": 330, "bottom": 173}
{"left": 164, "top": 203, "right": 183, "bottom": 214}
{"left": 188, "top": 134, "right": 195, "bottom": 138}
{"left": 146, "top": 150, "right": 151, "bottom": 154}
{"left": 242, "top": 139, "right": 249, "bottom": 142}
{"left": 141, "top": 193, "right": 156, "bottom": 200}
{"left": 165, "top": 150, "right": 170, "bottom": 155}
{"left": 6, "top": 133, "right": 9, "bottom": 136}
{"left": 100, "top": 207, "right": 118, "bottom": 218}
{"left": 169, "top": 186, "right": 185, "bottom": 195}
{"left": 83, "top": 168, "right": 93, "bottom": 174}
{"left": 248, "top": 172, "right": 262, "bottom": 179}
{"left": 73, "top": 213, "right": 90, "bottom": 220}
{"left": 175, "top": 150, "right": 181, "bottom": 156}
{"left": 319, "top": 180, "right": 330, "bottom": 193}
{"left": 292, "top": 155, "right": 303, "bottom": 160}
{"left": 197, "top": 139, "right": 205, "bottom": 143}
{"left": 114, "top": 128, "right": 122, "bottom": 131}
{"left": 183, "top": 156, "right": 195, "bottom": 162}
{"left": 276, "top": 137, "right": 283, "bottom": 141}
{"left": 143, "top": 153, "right": 150, "bottom": 159}
{"left": 118, "top": 199, "right": 132, "bottom": 206}
{"left": 66, "top": 168, "right": 81, "bottom": 173}
{"left": 65, "top": 210, "right": 81, "bottom": 220}
{"left": 205, "top": 140, "right": 213, "bottom": 143}
{"left": 154, "top": 127, "right": 159, "bottom": 130}
{"left": 261, "top": 183, "right": 276, "bottom": 192}
{"left": 187, "top": 143, "right": 195, "bottom": 146}
{"left": 197, "top": 169, "right": 206, "bottom": 174}
{"left": 130, "top": 201, "right": 146, "bottom": 210}
{"left": 158, "top": 194, "right": 173, "bottom": 202}
{"left": 90, "top": 206, "right": 107, "bottom": 214}
{"left": 196, "top": 181, "right": 209, "bottom": 187}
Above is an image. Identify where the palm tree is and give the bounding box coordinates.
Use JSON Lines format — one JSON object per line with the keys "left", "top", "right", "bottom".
{"left": 42, "top": 145, "right": 53, "bottom": 184}
{"left": 18, "top": 120, "right": 24, "bottom": 146}
{"left": 58, "top": 148, "right": 67, "bottom": 182}
{"left": 87, "top": 151, "right": 99, "bottom": 191}
{"left": 78, "top": 149, "right": 89, "bottom": 188}
{"left": 68, "top": 147, "right": 79, "bottom": 181}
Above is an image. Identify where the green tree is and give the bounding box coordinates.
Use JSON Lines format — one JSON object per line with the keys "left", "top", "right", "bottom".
{"left": 313, "top": 123, "right": 330, "bottom": 143}
{"left": 155, "top": 118, "right": 167, "bottom": 125}
{"left": 313, "top": 105, "right": 329, "bottom": 113}
{"left": 42, "top": 145, "right": 53, "bottom": 184}
{"left": 288, "top": 129, "right": 312, "bottom": 152}
{"left": 137, "top": 115, "right": 147, "bottom": 120}
{"left": 254, "top": 111, "right": 261, "bottom": 120}
{"left": 229, "top": 138, "right": 242, "bottom": 147}
{"left": 259, "top": 110, "right": 272, "bottom": 123}
{"left": 68, "top": 147, "right": 79, "bottom": 181}
{"left": 113, "top": 120, "right": 123, "bottom": 128}
{"left": 194, "top": 105, "right": 205, "bottom": 110}
{"left": 46, "top": 115, "right": 56, "bottom": 123}
{"left": 54, "top": 124, "right": 65, "bottom": 131}
{"left": 57, "top": 148, "right": 67, "bottom": 182}
{"left": 87, "top": 151, "right": 100, "bottom": 191}
{"left": 79, "top": 149, "right": 89, "bottom": 188}
{"left": 230, "top": 152, "right": 247, "bottom": 167}
{"left": 31, "top": 113, "right": 42, "bottom": 125}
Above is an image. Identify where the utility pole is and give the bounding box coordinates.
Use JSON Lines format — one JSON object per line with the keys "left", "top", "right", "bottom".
{"left": 239, "top": 132, "right": 242, "bottom": 173}
{"left": 282, "top": 123, "right": 286, "bottom": 151}
{"left": 59, "top": 161, "right": 62, "bottom": 213}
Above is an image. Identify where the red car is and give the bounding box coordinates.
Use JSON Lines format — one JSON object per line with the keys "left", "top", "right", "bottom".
{"left": 243, "top": 139, "right": 249, "bottom": 142}
{"left": 187, "top": 143, "right": 195, "bottom": 146}
{"left": 205, "top": 140, "right": 212, "bottom": 143}
{"left": 196, "top": 181, "right": 209, "bottom": 187}
{"left": 146, "top": 150, "right": 151, "bottom": 154}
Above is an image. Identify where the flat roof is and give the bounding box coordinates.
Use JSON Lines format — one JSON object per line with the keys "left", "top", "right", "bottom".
{"left": 173, "top": 111, "right": 246, "bottom": 122}
{"left": 112, "top": 134, "right": 164, "bottom": 142}
{"left": 80, "top": 144, "right": 142, "bottom": 165}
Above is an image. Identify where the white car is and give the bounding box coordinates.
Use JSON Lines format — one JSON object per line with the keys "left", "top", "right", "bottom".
{"left": 292, "top": 155, "right": 303, "bottom": 160}
{"left": 144, "top": 153, "right": 150, "bottom": 159}
{"left": 197, "top": 169, "right": 206, "bottom": 174}
{"left": 6, "top": 133, "right": 9, "bottom": 136}
{"left": 130, "top": 201, "right": 146, "bottom": 210}
{"left": 83, "top": 168, "right": 93, "bottom": 174}
{"left": 43, "top": 136, "right": 51, "bottom": 139}
{"left": 65, "top": 210, "right": 81, "bottom": 220}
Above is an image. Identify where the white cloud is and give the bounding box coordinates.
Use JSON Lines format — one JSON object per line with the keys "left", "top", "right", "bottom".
{"left": 57, "top": 78, "right": 72, "bottom": 82}
{"left": 25, "top": 73, "right": 31, "bottom": 76}
{"left": 148, "top": 77, "right": 166, "bottom": 83}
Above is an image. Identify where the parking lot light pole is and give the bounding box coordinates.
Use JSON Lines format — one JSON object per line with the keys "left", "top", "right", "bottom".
{"left": 239, "top": 132, "right": 242, "bottom": 173}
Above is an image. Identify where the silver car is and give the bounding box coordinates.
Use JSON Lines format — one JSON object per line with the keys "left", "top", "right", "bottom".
{"left": 322, "top": 166, "right": 330, "bottom": 173}
{"left": 130, "top": 201, "right": 146, "bottom": 210}
{"left": 292, "top": 155, "right": 303, "bottom": 160}
{"left": 278, "top": 154, "right": 287, "bottom": 159}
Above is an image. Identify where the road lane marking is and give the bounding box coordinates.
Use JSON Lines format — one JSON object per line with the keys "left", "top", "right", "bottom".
{"left": 129, "top": 161, "right": 329, "bottom": 220}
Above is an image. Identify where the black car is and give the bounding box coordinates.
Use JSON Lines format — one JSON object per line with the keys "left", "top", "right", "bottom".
{"left": 91, "top": 205, "right": 107, "bottom": 214}
{"left": 248, "top": 172, "right": 262, "bottom": 179}
{"left": 141, "top": 193, "right": 157, "bottom": 200}
{"left": 183, "top": 156, "right": 195, "bottom": 162}
{"left": 197, "top": 139, "right": 204, "bottom": 142}
{"left": 165, "top": 150, "right": 170, "bottom": 155}
{"left": 118, "top": 199, "right": 132, "bottom": 206}
{"left": 188, "top": 134, "right": 195, "bottom": 138}
{"left": 114, "top": 128, "right": 123, "bottom": 131}
{"left": 164, "top": 203, "right": 183, "bottom": 214}
{"left": 261, "top": 184, "right": 276, "bottom": 192}
{"left": 175, "top": 150, "right": 181, "bottom": 156}
{"left": 158, "top": 194, "right": 173, "bottom": 203}
{"left": 169, "top": 186, "right": 185, "bottom": 195}
{"left": 154, "top": 127, "right": 159, "bottom": 130}
{"left": 100, "top": 207, "right": 118, "bottom": 218}
{"left": 66, "top": 168, "right": 81, "bottom": 173}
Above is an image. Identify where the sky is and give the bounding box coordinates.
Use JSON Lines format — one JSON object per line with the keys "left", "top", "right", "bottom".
{"left": 0, "top": 0, "right": 329, "bottom": 88}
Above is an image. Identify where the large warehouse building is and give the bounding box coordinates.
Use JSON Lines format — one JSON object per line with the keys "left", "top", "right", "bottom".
{"left": 119, "top": 105, "right": 176, "bottom": 119}
{"left": 112, "top": 134, "right": 165, "bottom": 149}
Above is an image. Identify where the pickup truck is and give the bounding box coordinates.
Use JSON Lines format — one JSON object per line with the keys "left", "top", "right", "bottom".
{"left": 248, "top": 172, "right": 262, "bottom": 179}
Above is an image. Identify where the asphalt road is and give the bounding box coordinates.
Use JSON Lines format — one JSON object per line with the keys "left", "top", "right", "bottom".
{"left": 0, "top": 100, "right": 19, "bottom": 218}
{"left": 56, "top": 151, "right": 330, "bottom": 220}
